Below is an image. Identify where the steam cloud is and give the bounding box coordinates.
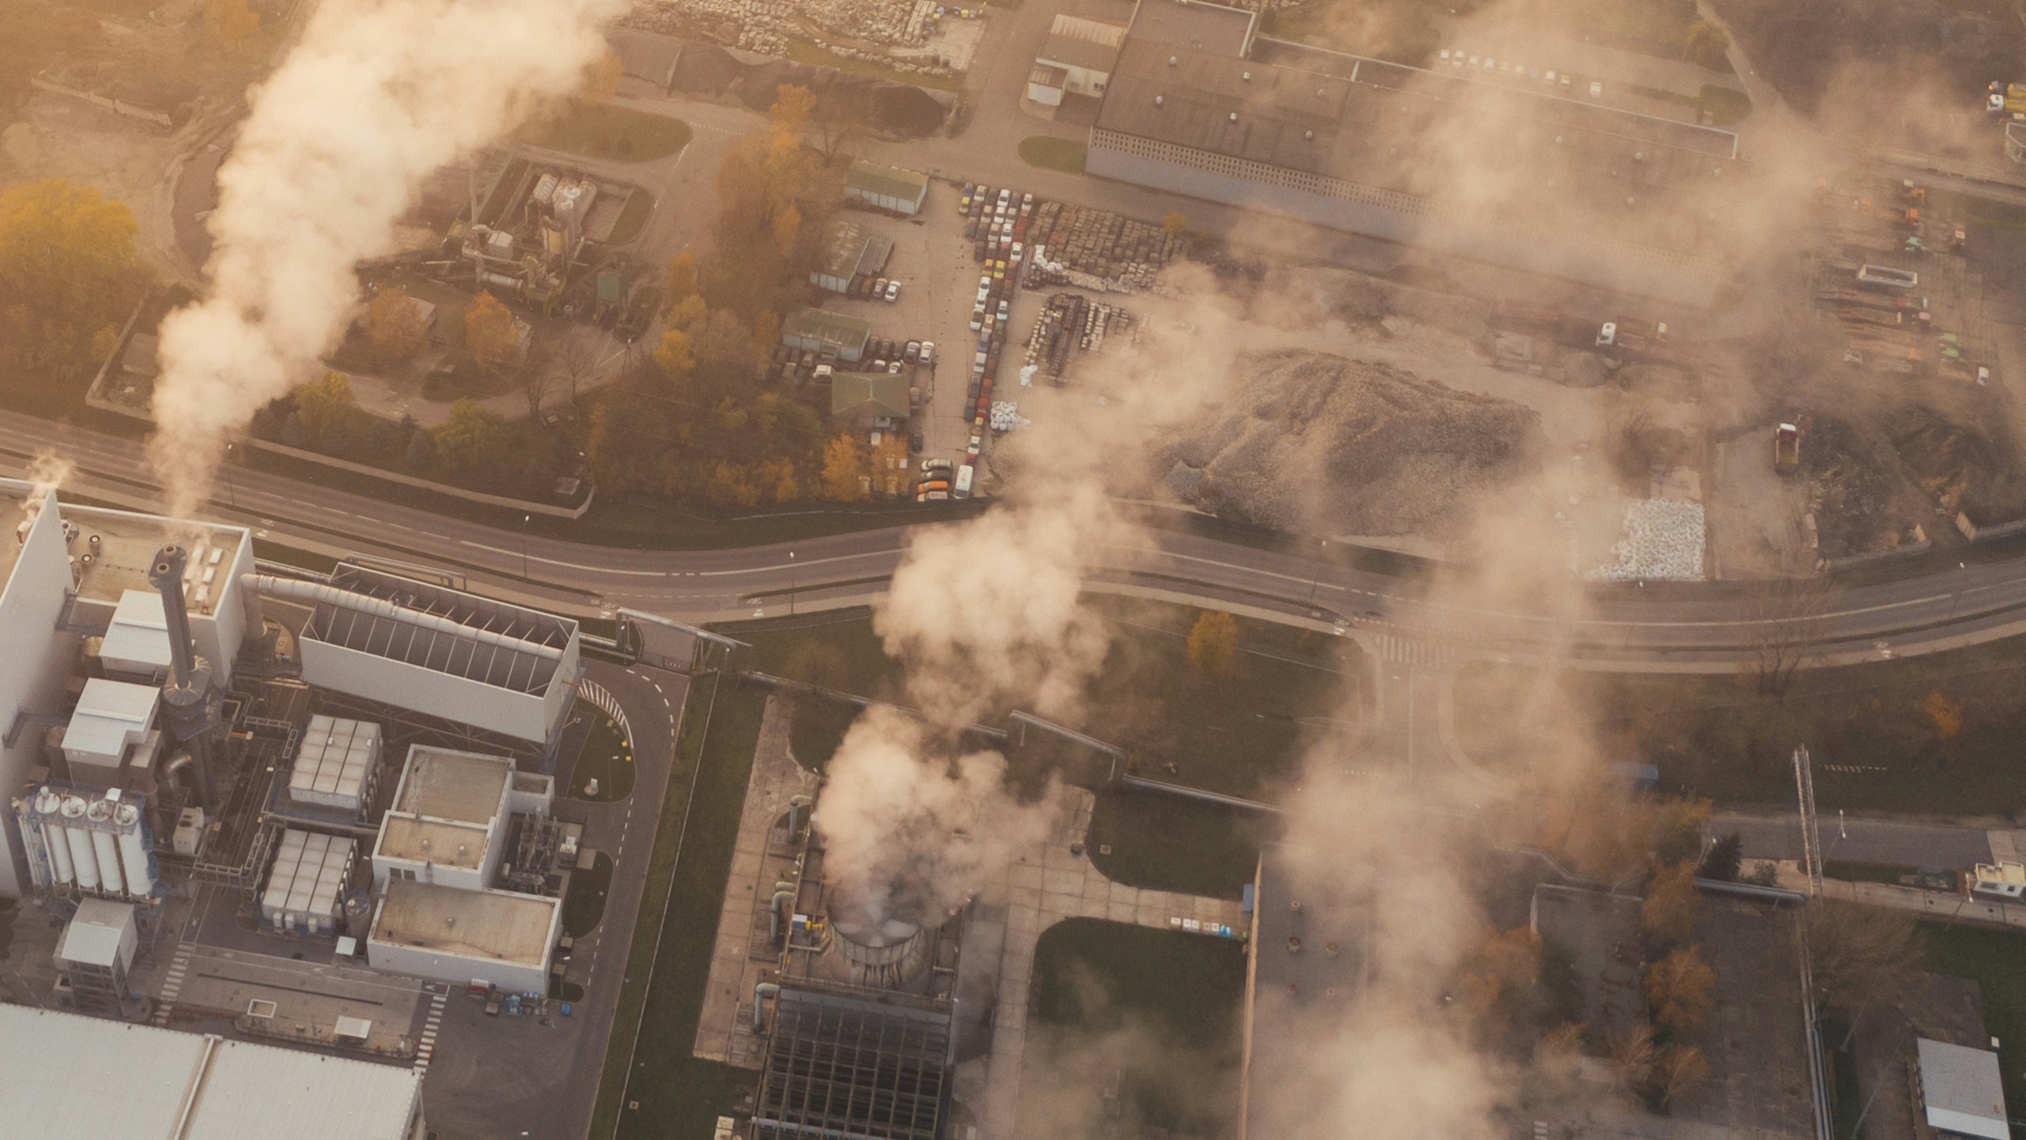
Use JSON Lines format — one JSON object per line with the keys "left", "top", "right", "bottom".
{"left": 148, "top": 0, "right": 625, "bottom": 515}
{"left": 812, "top": 707, "right": 1064, "bottom": 922}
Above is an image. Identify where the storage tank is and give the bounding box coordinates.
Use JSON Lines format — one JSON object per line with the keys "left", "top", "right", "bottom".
{"left": 38, "top": 789, "right": 73, "bottom": 886}
{"left": 87, "top": 799, "right": 125, "bottom": 896}
{"left": 344, "top": 891, "right": 373, "bottom": 941}
{"left": 830, "top": 899, "right": 927, "bottom": 989}
{"left": 61, "top": 796, "right": 97, "bottom": 891}
{"left": 115, "top": 802, "right": 154, "bottom": 896}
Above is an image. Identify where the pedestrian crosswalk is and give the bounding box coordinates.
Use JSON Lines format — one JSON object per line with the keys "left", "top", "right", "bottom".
{"left": 153, "top": 945, "right": 193, "bottom": 1026}
{"left": 1371, "top": 633, "right": 1456, "bottom": 669}
{"left": 414, "top": 990, "right": 448, "bottom": 1073}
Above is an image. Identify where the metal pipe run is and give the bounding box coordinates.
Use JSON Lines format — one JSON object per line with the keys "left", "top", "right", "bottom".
{"left": 752, "top": 982, "right": 780, "bottom": 1032}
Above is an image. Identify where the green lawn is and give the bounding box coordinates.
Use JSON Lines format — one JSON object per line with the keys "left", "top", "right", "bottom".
{"left": 1088, "top": 789, "right": 1270, "bottom": 900}
{"left": 521, "top": 100, "right": 692, "bottom": 162}
{"left": 1026, "top": 919, "right": 1247, "bottom": 1138}
{"left": 1453, "top": 633, "right": 2026, "bottom": 813}
{"left": 1017, "top": 136, "right": 1088, "bottom": 174}
{"left": 564, "top": 851, "right": 615, "bottom": 938}
{"left": 590, "top": 674, "right": 767, "bottom": 1140}
{"left": 1920, "top": 923, "right": 2026, "bottom": 1136}
{"left": 785, "top": 39, "right": 963, "bottom": 92}
{"left": 570, "top": 699, "right": 636, "bottom": 802}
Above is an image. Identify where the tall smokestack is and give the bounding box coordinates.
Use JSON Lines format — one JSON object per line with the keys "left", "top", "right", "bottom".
{"left": 149, "top": 546, "right": 218, "bottom": 809}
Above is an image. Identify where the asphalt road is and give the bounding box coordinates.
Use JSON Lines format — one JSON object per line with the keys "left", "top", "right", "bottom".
{"left": 1711, "top": 812, "right": 1995, "bottom": 868}
{"left": 10, "top": 411, "right": 2026, "bottom": 672}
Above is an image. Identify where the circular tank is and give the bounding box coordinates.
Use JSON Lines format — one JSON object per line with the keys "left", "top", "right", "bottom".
{"left": 36, "top": 790, "right": 73, "bottom": 885}
{"left": 830, "top": 908, "right": 926, "bottom": 987}
{"left": 59, "top": 795, "right": 85, "bottom": 820}
{"left": 90, "top": 801, "right": 125, "bottom": 895}
{"left": 61, "top": 797, "right": 97, "bottom": 891}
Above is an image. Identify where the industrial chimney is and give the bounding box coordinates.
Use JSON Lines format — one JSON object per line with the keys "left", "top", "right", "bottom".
{"left": 149, "top": 546, "right": 219, "bottom": 808}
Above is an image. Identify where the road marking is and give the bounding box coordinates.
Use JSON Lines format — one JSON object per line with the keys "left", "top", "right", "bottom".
{"left": 456, "top": 539, "right": 671, "bottom": 576}
{"left": 414, "top": 989, "right": 449, "bottom": 1074}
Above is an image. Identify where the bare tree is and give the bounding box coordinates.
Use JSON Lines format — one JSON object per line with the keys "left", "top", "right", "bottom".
{"left": 1655, "top": 1045, "right": 1712, "bottom": 1107}
{"left": 520, "top": 348, "right": 555, "bottom": 421}
{"left": 1745, "top": 576, "right": 1839, "bottom": 702}
{"left": 1607, "top": 1024, "right": 1657, "bottom": 1093}
{"left": 812, "top": 88, "right": 873, "bottom": 164}
{"left": 1807, "top": 900, "right": 1920, "bottom": 1028}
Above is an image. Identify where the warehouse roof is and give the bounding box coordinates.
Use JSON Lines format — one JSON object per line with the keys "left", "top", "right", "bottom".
{"left": 0, "top": 1004, "right": 423, "bottom": 1140}
{"left": 1918, "top": 1038, "right": 2010, "bottom": 1140}
{"left": 64, "top": 679, "right": 159, "bottom": 762}
{"left": 393, "top": 746, "right": 510, "bottom": 825}
{"left": 302, "top": 563, "right": 576, "bottom": 696}
{"left": 831, "top": 372, "right": 911, "bottom": 421}
{"left": 370, "top": 878, "right": 558, "bottom": 968}
{"left": 846, "top": 160, "right": 929, "bottom": 203}
{"left": 817, "top": 218, "right": 894, "bottom": 281}
{"left": 1127, "top": 0, "right": 1255, "bottom": 59}
{"left": 784, "top": 308, "right": 873, "bottom": 349}
{"left": 1039, "top": 30, "right": 1122, "bottom": 74}
{"left": 60, "top": 501, "right": 248, "bottom": 615}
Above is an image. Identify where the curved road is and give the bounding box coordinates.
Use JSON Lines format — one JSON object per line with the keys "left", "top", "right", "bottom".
{"left": 10, "top": 411, "right": 2026, "bottom": 671}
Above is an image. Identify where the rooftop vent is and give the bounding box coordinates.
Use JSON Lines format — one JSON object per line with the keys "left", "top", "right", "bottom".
{"left": 1287, "top": 936, "right": 1303, "bottom": 953}
{"left": 1304, "top": 129, "right": 1314, "bottom": 140}
{"left": 1168, "top": 55, "right": 1178, "bottom": 66}
{"left": 1325, "top": 941, "right": 1340, "bottom": 956}
{"left": 1155, "top": 94, "right": 1165, "bottom": 107}
{"left": 1290, "top": 900, "right": 1302, "bottom": 912}
{"left": 1242, "top": 71, "right": 1251, "bottom": 81}
{"left": 1228, "top": 111, "right": 1238, "bottom": 123}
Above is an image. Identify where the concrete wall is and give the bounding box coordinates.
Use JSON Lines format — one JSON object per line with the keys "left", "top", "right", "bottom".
{"left": 1085, "top": 130, "right": 1725, "bottom": 308}
{"left": 299, "top": 639, "right": 561, "bottom": 744}
{"left": 0, "top": 502, "right": 83, "bottom": 896}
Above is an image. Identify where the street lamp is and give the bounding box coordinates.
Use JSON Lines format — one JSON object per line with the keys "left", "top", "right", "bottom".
{"left": 223, "top": 442, "right": 237, "bottom": 512}
{"left": 789, "top": 551, "right": 797, "bottom": 617}
{"left": 520, "top": 514, "right": 531, "bottom": 582}
{"left": 1306, "top": 539, "right": 1327, "bottom": 609}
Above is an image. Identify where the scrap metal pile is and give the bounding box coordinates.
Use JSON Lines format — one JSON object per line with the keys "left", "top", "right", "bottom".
{"left": 625, "top": 0, "right": 954, "bottom": 73}
{"left": 1022, "top": 293, "right": 1136, "bottom": 382}
{"left": 1024, "top": 202, "right": 1184, "bottom": 294}
{"left": 1590, "top": 499, "right": 1706, "bottom": 581}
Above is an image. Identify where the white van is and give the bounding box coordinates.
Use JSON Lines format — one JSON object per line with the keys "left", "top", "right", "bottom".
{"left": 954, "top": 464, "right": 975, "bottom": 499}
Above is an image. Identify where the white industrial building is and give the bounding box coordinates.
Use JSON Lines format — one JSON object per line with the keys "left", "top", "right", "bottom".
{"left": 371, "top": 745, "right": 514, "bottom": 892}
{"left": 261, "top": 828, "right": 358, "bottom": 936}
{"left": 0, "top": 1003, "right": 426, "bottom": 1139}
{"left": 244, "top": 563, "right": 581, "bottom": 745}
{"left": 0, "top": 483, "right": 253, "bottom": 897}
{"left": 366, "top": 878, "right": 561, "bottom": 993}
{"left": 1916, "top": 1037, "right": 2010, "bottom": 1140}
{"left": 60, "top": 678, "right": 162, "bottom": 787}
{"left": 286, "top": 714, "right": 383, "bottom": 816}
{"left": 53, "top": 897, "right": 139, "bottom": 1017}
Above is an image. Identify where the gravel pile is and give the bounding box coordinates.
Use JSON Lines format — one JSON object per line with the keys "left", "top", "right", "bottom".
{"left": 1590, "top": 499, "right": 1705, "bottom": 581}
{"left": 1161, "top": 349, "right": 1539, "bottom": 536}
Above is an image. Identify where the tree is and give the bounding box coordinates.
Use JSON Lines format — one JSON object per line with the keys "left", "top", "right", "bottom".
{"left": 1456, "top": 926, "right": 1543, "bottom": 1033}
{"left": 820, "top": 434, "right": 864, "bottom": 500}
{"left": 404, "top": 427, "right": 436, "bottom": 471}
{"left": 1163, "top": 210, "right": 1188, "bottom": 237}
{"left": 1187, "top": 610, "right": 1239, "bottom": 674}
{"left": 1645, "top": 947, "right": 1717, "bottom": 1033}
{"left": 1697, "top": 832, "right": 1743, "bottom": 882}
{"left": 1682, "top": 21, "right": 1730, "bottom": 69}
{"left": 432, "top": 398, "right": 510, "bottom": 473}
{"left": 772, "top": 203, "right": 802, "bottom": 259}
{"left": 293, "top": 371, "right": 358, "bottom": 451}
{"left": 581, "top": 52, "right": 624, "bottom": 103}
{"left": 1807, "top": 900, "right": 1920, "bottom": 1017}
{"left": 464, "top": 291, "right": 521, "bottom": 379}
{"left": 520, "top": 360, "right": 554, "bottom": 420}
{"left": 1655, "top": 1045, "right": 1711, "bottom": 1107}
{"left": 1642, "top": 861, "right": 1701, "bottom": 945}
{"left": 770, "top": 84, "right": 817, "bottom": 137}
{"left": 812, "top": 87, "right": 873, "bottom": 163}
{"left": 693, "top": 308, "right": 755, "bottom": 379}
{"left": 1654, "top": 795, "right": 1712, "bottom": 864}
{"left": 1746, "top": 577, "right": 1837, "bottom": 702}
{"left": 1608, "top": 1025, "right": 1657, "bottom": 1093}
{"left": 366, "top": 284, "right": 430, "bottom": 365}
{"left": 0, "top": 179, "right": 143, "bottom": 378}
{"left": 1922, "top": 691, "right": 1964, "bottom": 742}
{"left": 664, "top": 251, "right": 699, "bottom": 307}
{"left": 665, "top": 294, "right": 709, "bottom": 337}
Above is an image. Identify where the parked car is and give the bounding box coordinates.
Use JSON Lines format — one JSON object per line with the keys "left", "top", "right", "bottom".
{"left": 887, "top": 359, "right": 903, "bottom": 374}
{"left": 919, "top": 341, "right": 934, "bottom": 366}
{"left": 873, "top": 277, "right": 889, "bottom": 298}
{"left": 885, "top": 279, "right": 901, "bottom": 302}
{"left": 970, "top": 307, "right": 985, "bottom": 331}
{"left": 904, "top": 340, "right": 921, "bottom": 363}
{"left": 871, "top": 358, "right": 888, "bottom": 372}
{"left": 996, "top": 299, "right": 1010, "bottom": 320}
{"left": 909, "top": 430, "right": 924, "bottom": 453}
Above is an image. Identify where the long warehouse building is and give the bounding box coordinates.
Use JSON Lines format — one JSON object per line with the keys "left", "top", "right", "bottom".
{"left": 0, "top": 1003, "right": 426, "bottom": 1139}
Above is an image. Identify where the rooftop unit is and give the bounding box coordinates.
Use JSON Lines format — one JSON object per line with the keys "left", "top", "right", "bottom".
{"left": 260, "top": 828, "right": 357, "bottom": 937}
{"left": 371, "top": 744, "right": 514, "bottom": 892}
{"left": 286, "top": 715, "right": 382, "bottom": 816}
{"left": 60, "top": 678, "right": 161, "bottom": 785}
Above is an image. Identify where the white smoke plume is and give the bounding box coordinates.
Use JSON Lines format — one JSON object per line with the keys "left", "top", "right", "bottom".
{"left": 21, "top": 450, "right": 75, "bottom": 525}
{"left": 148, "top": 0, "right": 625, "bottom": 515}
{"left": 813, "top": 707, "right": 1065, "bottom": 922}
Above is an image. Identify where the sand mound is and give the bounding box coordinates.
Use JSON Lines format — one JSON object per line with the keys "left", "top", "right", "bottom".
{"left": 1163, "top": 350, "right": 1539, "bottom": 536}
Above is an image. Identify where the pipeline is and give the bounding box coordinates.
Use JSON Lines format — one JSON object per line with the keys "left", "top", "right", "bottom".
{"left": 241, "top": 574, "right": 565, "bottom": 660}
{"left": 752, "top": 982, "right": 780, "bottom": 1032}
{"left": 769, "top": 884, "right": 795, "bottom": 941}
{"left": 787, "top": 795, "right": 812, "bottom": 837}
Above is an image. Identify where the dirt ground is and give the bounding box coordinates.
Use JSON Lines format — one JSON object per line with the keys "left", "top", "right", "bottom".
{"left": 1709, "top": 0, "right": 2024, "bottom": 115}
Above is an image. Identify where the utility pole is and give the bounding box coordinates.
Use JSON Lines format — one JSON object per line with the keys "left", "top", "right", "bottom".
{"left": 788, "top": 551, "right": 797, "bottom": 617}
{"left": 520, "top": 514, "right": 531, "bottom": 582}
{"left": 1793, "top": 745, "right": 1824, "bottom": 897}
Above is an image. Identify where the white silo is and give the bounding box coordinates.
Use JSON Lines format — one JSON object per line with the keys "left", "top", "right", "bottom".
{"left": 37, "top": 789, "right": 74, "bottom": 886}
{"left": 61, "top": 796, "right": 97, "bottom": 891}
{"left": 115, "top": 802, "right": 153, "bottom": 896}
{"left": 88, "top": 799, "right": 125, "bottom": 896}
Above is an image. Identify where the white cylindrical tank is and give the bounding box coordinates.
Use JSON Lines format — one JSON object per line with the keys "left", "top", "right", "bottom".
{"left": 61, "top": 796, "right": 96, "bottom": 891}
{"left": 88, "top": 800, "right": 124, "bottom": 896}
{"left": 115, "top": 803, "right": 153, "bottom": 896}
{"left": 38, "top": 790, "right": 73, "bottom": 885}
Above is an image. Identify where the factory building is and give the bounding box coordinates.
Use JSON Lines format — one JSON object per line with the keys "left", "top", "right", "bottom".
{"left": 782, "top": 308, "right": 873, "bottom": 364}
{"left": 811, "top": 218, "right": 894, "bottom": 295}
{"left": 366, "top": 878, "right": 561, "bottom": 994}
{"left": 371, "top": 745, "right": 514, "bottom": 892}
{"left": 0, "top": 1003, "right": 427, "bottom": 1140}
{"left": 1916, "top": 1038, "right": 2010, "bottom": 1140}
{"left": 53, "top": 897, "right": 139, "bottom": 1018}
{"left": 843, "top": 160, "right": 930, "bottom": 216}
{"left": 1084, "top": 0, "right": 1734, "bottom": 306}
{"left": 1028, "top": 14, "right": 1128, "bottom": 106}
{"left": 245, "top": 562, "right": 582, "bottom": 747}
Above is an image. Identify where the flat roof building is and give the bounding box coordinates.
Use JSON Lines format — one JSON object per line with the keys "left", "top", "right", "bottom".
{"left": 0, "top": 1003, "right": 426, "bottom": 1140}
{"left": 1127, "top": 0, "right": 1256, "bottom": 59}
{"left": 844, "top": 160, "right": 930, "bottom": 216}
{"left": 1239, "top": 844, "right": 1366, "bottom": 1140}
{"left": 1917, "top": 1037, "right": 2010, "bottom": 1140}
{"left": 54, "top": 897, "right": 138, "bottom": 1017}
{"left": 372, "top": 745, "right": 514, "bottom": 892}
{"left": 366, "top": 877, "right": 560, "bottom": 994}
{"left": 783, "top": 308, "right": 873, "bottom": 364}
{"left": 811, "top": 218, "right": 895, "bottom": 294}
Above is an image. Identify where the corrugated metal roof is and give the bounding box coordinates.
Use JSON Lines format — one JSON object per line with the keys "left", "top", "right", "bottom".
{"left": 98, "top": 588, "right": 174, "bottom": 671}
{"left": 65, "top": 678, "right": 159, "bottom": 762}
{"left": 0, "top": 1004, "right": 421, "bottom": 1140}
{"left": 1127, "top": 0, "right": 1255, "bottom": 59}
{"left": 1037, "top": 31, "right": 1120, "bottom": 74}
{"left": 1919, "top": 1038, "right": 2010, "bottom": 1140}
{"left": 784, "top": 308, "right": 873, "bottom": 349}
{"left": 845, "top": 160, "right": 929, "bottom": 204}
{"left": 830, "top": 372, "right": 911, "bottom": 420}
